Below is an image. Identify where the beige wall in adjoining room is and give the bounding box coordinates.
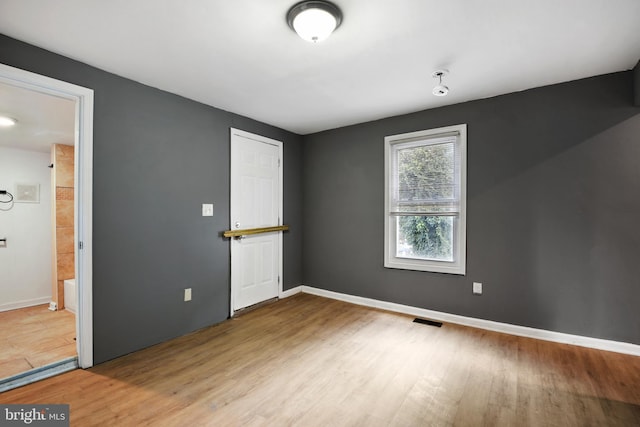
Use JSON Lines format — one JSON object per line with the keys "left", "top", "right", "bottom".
{"left": 51, "top": 144, "right": 74, "bottom": 309}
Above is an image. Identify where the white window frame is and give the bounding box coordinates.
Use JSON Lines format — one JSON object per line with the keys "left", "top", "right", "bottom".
{"left": 384, "top": 124, "right": 467, "bottom": 274}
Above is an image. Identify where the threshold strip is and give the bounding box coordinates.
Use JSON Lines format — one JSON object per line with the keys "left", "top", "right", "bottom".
{"left": 0, "top": 356, "right": 78, "bottom": 393}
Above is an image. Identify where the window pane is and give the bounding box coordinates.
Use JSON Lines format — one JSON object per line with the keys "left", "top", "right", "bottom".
{"left": 397, "top": 142, "right": 455, "bottom": 212}
{"left": 396, "top": 216, "right": 453, "bottom": 261}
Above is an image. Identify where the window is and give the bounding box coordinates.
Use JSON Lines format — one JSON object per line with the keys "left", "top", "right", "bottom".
{"left": 384, "top": 124, "right": 467, "bottom": 274}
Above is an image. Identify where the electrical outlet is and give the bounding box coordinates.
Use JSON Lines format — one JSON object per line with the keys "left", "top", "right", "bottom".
{"left": 473, "top": 282, "right": 482, "bottom": 295}
{"left": 184, "top": 288, "right": 192, "bottom": 302}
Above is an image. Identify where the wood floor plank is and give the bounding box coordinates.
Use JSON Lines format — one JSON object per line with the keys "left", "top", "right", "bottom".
{"left": 0, "top": 305, "right": 76, "bottom": 379}
{"left": 1, "top": 293, "right": 639, "bottom": 426}
{"left": 479, "top": 331, "right": 519, "bottom": 426}
{"left": 0, "top": 358, "right": 33, "bottom": 376}
{"left": 453, "top": 329, "right": 507, "bottom": 427}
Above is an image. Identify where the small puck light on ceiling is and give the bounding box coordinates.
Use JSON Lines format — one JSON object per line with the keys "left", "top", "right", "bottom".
{"left": 432, "top": 69, "right": 449, "bottom": 97}
{"left": 287, "top": 1, "right": 342, "bottom": 43}
{"left": 0, "top": 116, "right": 17, "bottom": 127}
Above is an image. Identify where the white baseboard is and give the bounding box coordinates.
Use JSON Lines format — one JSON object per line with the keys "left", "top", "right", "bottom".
{"left": 280, "top": 285, "right": 303, "bottom": 299}
{"left": 0, "top": 296, "right": 52, "bottom": 313}
{"left": 297, "top": 285, "right": 640, "bottom": 357}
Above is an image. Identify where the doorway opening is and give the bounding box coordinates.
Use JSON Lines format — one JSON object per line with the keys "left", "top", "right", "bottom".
{"left": 0, "top": 64, "right": 93, "bottom": 390}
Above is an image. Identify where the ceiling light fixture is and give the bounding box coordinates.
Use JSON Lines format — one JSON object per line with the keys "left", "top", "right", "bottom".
{"left": 0, "top": 116, "right": 17, "bottom": 127}
{"left": 432, "top": 70, "right": 449, "bottom": 97}
{"left": 287, "top": 1, "right": 342, "bottom": 43}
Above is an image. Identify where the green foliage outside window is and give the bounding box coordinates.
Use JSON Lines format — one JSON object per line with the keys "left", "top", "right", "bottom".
{"left": 397, "top": 143, "right": 454, "bottom": 260}
{"left": 398, "top": 216, "right": 452, "bottom": 260}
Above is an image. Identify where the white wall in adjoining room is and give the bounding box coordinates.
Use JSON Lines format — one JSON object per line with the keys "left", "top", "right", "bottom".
{"left": 0, "top": 146, "right": 52, "bottom": 311}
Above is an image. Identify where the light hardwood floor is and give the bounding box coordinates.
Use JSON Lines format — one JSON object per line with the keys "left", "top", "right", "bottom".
{"left": 1, "top": 293, "right": 639, "bottom": 426}
{"left": 0, "top": 305, "right": 76, "bottom": 379}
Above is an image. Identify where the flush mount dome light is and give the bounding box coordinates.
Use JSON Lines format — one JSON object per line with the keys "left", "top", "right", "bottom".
{"left": 287, "top": 1, "right": 342, "bottom": 43}
{"left": 0, "top": 116, "right": 17, "bottom": 127}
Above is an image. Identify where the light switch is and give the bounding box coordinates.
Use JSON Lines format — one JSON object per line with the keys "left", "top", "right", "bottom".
{"left": 202, "top": 203, "right": 213, "bottom": 217}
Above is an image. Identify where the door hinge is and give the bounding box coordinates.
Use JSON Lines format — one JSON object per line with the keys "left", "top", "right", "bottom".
{"left": 278, "top": 158, "right": 281, "bottom": 167}
{"left": 278, "top": 276, "right": 280, "bottom": 284}
{"left": 78, "top": 241, "right": 84, "bottom": 250}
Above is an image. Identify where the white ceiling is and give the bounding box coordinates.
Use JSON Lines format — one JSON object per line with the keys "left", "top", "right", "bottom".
{"left": 0, "top": 0, "right": 639, "bottom": 135}
{"left": 0, "top": 82, "right": 75, "bottom": 153}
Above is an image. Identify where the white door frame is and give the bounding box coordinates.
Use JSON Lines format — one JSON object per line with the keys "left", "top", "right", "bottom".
{"left": 0, "top": 64, "right": 94, "bottom": 368}
{"left": 229, "top": 128, "right": 283, "bottom": 317}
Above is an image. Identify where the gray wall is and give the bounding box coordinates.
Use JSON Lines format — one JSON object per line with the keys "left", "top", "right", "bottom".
{"left": 2, "top": 31, "right": 638, "bottom": 364}
{"left": 303, "top": 72, "right": 640, "bottom": 345}
{"left": 0, "top": 34, "right": 303, "bottom": 363}
{"left": 634, "top": 60, "right": 640, "bottom": 106}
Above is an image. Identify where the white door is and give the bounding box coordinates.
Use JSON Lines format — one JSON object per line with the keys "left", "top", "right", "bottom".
{"left": 230, "top": 128, "right": 283, "bottom": 313}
